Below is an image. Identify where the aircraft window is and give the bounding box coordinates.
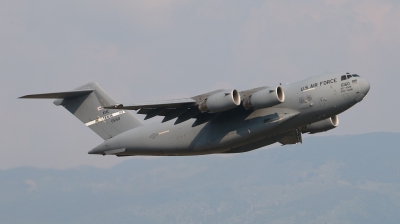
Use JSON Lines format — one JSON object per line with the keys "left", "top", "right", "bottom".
{"left": 347, "top": 75, "right": 352, "bottom": 79}
{"left": 341, "top": 75, "right": 347, "bottom": 81}
{"left": 352, "top": 74, "right": 360, "bottom": 77}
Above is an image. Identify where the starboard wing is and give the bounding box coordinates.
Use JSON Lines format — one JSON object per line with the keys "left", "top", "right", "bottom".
{"left": 102, "top": 87, "right": 273, "bottom": 126}
{"left": 103, "top": 90, "right": 228, "bottom": 126}
{"left": 104, "top": 98, "right": 197, "bottom": 110}
{"left": 104, "top": 98, "right": 212, "bottom": 125}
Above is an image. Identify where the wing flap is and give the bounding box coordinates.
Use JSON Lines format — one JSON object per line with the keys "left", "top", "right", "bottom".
{"left": 144, "top": 108, "right": 166, "bottom": 120}
{"left": 192, "top": 112, "right": 220, "bottom": 127}
{"left": 175, "top": 108, "right": 200, "bottom": 125}
{"left": 162, "top": 108, "right": 187, "bottom": 123}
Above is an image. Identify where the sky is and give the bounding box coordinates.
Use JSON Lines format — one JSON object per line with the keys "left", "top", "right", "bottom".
{"left": 1, "top": 0, "right": 399, "bottom": 169}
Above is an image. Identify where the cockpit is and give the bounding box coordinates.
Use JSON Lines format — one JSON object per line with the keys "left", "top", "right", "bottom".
{"left": 341, "top": 73, "right": 360, "bottom": 81}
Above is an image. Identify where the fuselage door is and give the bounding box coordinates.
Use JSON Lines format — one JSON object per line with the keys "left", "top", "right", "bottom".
{"left": 351, "top": 77, "right": 361, "bottom": 94}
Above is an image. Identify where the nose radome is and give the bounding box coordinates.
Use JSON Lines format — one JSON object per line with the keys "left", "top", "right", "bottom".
{"left": 359, "top": 78, "right": 370, "bottom": 95}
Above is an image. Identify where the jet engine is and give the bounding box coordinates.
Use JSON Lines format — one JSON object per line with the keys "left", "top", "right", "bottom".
{"left": 243, "top": 86, "right": 285, "bottom": 109}
{"left": 302, "top": 115, "right": 339, "bottom": 134}
{"left": 198, "top": 89, "right": 241, "bottom": 113}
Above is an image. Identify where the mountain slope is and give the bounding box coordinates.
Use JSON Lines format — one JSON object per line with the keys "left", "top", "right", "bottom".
{"left": 1, "top": 132, "right": 399, "bottom": 224}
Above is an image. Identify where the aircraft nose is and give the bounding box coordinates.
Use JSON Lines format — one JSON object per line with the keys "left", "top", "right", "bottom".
{"left": 359, "top": 78, "right": 370, "bottom": 95}
{"left": 355, "top": 78, "right": 370, "bottom": 102}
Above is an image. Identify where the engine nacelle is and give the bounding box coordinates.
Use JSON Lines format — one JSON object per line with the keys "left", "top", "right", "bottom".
{"left": 302, "top": 115, "right": 339, "bottom": 134}
{"left": 198, "top": 89, "right": 241, "bottom": 113}
{"left": 243, "top": 86, "right": 285, "bottom": 109}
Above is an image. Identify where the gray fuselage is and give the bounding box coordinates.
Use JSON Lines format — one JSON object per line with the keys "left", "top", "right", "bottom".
{"left": 89, "top": 73, "right": 370, "bottom": 156}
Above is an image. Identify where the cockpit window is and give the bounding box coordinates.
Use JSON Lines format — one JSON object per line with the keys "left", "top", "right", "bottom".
{"left": 342, "top": 74, "right": 360, "bottom": 80}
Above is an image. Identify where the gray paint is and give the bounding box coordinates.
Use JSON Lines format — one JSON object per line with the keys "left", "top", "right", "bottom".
{"left": 21, "top": 72, "right": 370, "bottom": 156}
{"left": 50, "top": 83, "right": 143, "bottom": 140}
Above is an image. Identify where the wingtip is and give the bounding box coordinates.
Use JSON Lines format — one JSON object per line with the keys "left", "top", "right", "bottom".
{"left": 18, "top": 95, "right": 30, "bottom": 99}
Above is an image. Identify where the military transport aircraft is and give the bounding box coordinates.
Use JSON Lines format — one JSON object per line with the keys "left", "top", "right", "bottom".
{"left": 20, "top": 72, "right": 370, "bottom": 156}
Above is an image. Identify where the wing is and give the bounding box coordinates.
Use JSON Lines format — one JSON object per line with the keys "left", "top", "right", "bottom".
{"left": 104, "top": 87, "right": 268, "bottom": 126}
{"left": 104, "top": 97, "right": 219, "bottom": 126}
{"left": 106, "top": 98, "right": 197, "bottom": 110}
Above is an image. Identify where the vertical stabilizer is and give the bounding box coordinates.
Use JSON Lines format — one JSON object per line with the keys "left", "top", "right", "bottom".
{"left": 21, "top": 82, "right": 143, "bottom": 139}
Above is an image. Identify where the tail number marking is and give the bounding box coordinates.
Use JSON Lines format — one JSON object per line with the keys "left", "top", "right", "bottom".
{"left": 85, "top": 111, "right": 125, "bottom": 126}
{"left": 111, "top": 117, "right": 120, "bottom": 123}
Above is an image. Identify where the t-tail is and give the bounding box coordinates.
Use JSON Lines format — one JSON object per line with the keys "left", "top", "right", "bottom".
{"left": 19, "top": 82, "right": 144, "bottom": 139}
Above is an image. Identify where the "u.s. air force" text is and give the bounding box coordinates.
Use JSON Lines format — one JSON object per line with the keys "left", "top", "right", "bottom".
{"left": 301, "top": 78, "right": 337, "bottom": 91}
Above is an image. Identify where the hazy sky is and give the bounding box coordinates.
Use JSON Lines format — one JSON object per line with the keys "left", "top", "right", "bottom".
{"left": 1, "top": 0, "right": 399, "bottom": 169}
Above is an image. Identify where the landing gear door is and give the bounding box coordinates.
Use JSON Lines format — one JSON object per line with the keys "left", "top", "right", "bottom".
{"left": 278, "top": 129, "right": 302, "bottom": 145}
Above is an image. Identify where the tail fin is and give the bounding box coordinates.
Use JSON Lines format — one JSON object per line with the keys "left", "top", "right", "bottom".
{"left": 20, "top": 82, "right": 144, "bottom": 139}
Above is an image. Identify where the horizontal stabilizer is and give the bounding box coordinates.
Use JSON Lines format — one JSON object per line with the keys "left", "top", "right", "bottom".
{"left": 19, "top": 90, "right": 93, "bottom": 99}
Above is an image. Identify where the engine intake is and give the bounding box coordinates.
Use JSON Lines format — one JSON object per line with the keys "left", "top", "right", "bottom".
{"left": 198, "top": 89, "right": 241, "bottom": 113}
{"left": 302, "top": 115, "right": 339, "bottom": 134}
{"left": 243, "top": 86, "right": 285, "bottom": 109}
